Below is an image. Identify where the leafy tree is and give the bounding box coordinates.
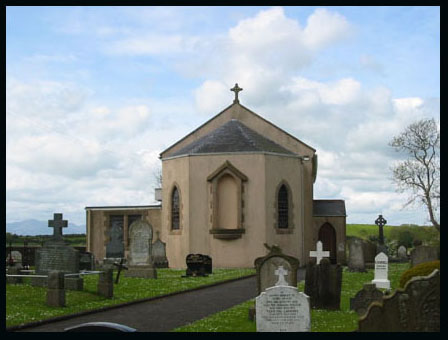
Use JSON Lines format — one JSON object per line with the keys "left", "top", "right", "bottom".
{"left": 389, "top": 118, "right": 440, "bottom": 231}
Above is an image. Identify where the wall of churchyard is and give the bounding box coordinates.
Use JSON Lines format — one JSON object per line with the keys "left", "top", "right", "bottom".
{"left": 161, "top": 156, "right": 191, "bottom": 268}
{"left": 264, "top": 154, "right": 304, "bottom": 262}
{"left": 312, "top": 216, "right": 346, "bottom": 264}
{"left": 87, "top": 207, "right": 161, "bottom": 261}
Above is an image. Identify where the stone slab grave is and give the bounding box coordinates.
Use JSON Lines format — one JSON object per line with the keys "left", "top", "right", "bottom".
{"left": 125, "top": 220, "right": 157, "bottom": 279}
{"left": 397, "top": 245, "right": 407, "bottom": 260}
{"left": 184, "top": 254, "right": 212, "bottom": 277}
{"left": 371, "top": 252, "right": 390, "bottom": 289}
{"left": 256, "top": 266, "right": 310, "bottom": 332}
{"left": 358, "top": 269, "right": 440, "bottom": 332}
{"left": 254, "top": 244, "right": 300, "bottom": 294}
{"left": 33, "top": 213, "right": 81, "bottom": 288}
{"left": 410, "top": 245, "right": 438, "bottom": 267}
{"left": 350, "top": 283, "right": 383, "bottom": 316}
{"left": 152, "top": 231, "right": 169, "bottom": 268}
{"left": 348, "top": 237, "right": 366, "bottom": 272}
{"left": 305, "top": 258, "right": 342, "bottom": 310}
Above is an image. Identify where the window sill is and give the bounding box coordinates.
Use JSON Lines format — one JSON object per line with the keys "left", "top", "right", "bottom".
{"left": 169, "top": 230, "right": 182, "bottom": 235}
{"left": 275, "top": 227, "right": 294, "bottom": 234}
{"left": 209, "top": 228, "right": 245, "bottom": 239}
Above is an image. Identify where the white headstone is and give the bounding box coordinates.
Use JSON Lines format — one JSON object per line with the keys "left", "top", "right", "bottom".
{"left": 309, "top": 241, "right": 330, "bottom": 264}
{"left": 128, "top": 220, "right": 153, "bottom": 266}
{"left": 256, "top": 285, "right": 311, "bottom": 332}
{"left": 371, "top": 252, "right": 390, "bottom": 289}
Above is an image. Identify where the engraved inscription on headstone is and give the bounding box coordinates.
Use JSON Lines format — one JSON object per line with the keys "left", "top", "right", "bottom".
{"left": 256, "top": 285, "right": 311, "bottom": 332}
{"left": 371, "top": 252, "right": 390, "bottom": 289}
{"left": 128, "top": 220, "right": 153, "bottom": 265}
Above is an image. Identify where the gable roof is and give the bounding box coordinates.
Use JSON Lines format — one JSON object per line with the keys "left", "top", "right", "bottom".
{"left": 167, "top": 119, "right": 296, "bottom": 158}
{"left": 313, "top": 200, "right": 346, "bottom": 217}
{"left": 160, "top": 102, "right": 316, "bottom": 158}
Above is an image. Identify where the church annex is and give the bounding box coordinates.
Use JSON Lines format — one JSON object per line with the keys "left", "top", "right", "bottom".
{"left": 85, "top": 84, "right": 346, "bottom": 268}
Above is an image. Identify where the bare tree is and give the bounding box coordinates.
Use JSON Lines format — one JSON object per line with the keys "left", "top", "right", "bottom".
{"left": 152, "top": 165, "right": 162, "bottom": 188}
{"left": 389, "top": 118, "right": 440, "bottom": 231}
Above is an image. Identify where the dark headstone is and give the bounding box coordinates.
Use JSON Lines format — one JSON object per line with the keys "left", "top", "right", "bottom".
{"left": 7, "top": 265, "right": 23, "bottom": 284}
{"left": 97, "top": 268, "right": 114, "bottom": 298}
{"left": 64, "top": 322, "right": 136, "bottom": 332}
{"left": 65, "top": 275, "right": 84, "bottom": 291}
{"left": 79, "top": 252, "right": 95, "bottom": 271}
{"left": 185, "top": 254, "right": 211, "bottom": 277}
{"left": 106, "top": 215, "right": 124, "bottom": 258}
{"left": 362, "top": 240, "right": 377, "bottom": 263}
{"left": 47, "top": 271, "right": 65, "bottom": 307}
{"left": 305, "top": 258, "right": 342, "bottom": 310}
{"left": 152, "top": 232, "right": 169, "bottom": 268}
{"left": 348, "top": 238, "right": 366, "bottom": 272}
{"left": 254, "top": 244, "right": 299, "bottom": 294}
{"left": 350, "top": 283, "right": 384, "bottom": 316}
{"left": 410, "top": 245, "right": 438, "bottom": 267}
{"left": 358, "top": 270, "right": 440, "bottom": 332}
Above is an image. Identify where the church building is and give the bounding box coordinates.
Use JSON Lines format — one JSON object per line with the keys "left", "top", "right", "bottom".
{"left": 85, "top": 84, "right": 346, "bottom": 268}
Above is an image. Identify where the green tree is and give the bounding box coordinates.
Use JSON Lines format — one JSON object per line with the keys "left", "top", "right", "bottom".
{"left": 389, "top": 118, "right": 440, "bottom": 231}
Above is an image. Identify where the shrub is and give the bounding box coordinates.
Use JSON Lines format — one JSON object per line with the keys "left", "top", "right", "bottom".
{"left": 399, "top": 260, "right": 440, "bottom": 288}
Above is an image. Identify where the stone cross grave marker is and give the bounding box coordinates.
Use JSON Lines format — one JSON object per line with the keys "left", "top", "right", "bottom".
{"left": 274, "top": 266, "right": 288, "bottom": 286}
{"left": 375, "top": 214, "right": 387, "bottom": 245}
{"left": 309, "top": 241, "right": 330, "bottom": 264}
{"left": 371, "top": 252, "right": 390, "bottom": 289}
{"left": 113, "top": 258, "right": 128, "bottom": 284}
{"left": 256, "top": 284, "right": 311, "bottom": 332}
{"left": 48, "top": 213, "right": 68, "bottom": 242}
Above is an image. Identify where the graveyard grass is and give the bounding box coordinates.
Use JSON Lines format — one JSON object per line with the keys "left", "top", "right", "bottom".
{"left": 173, "top": 263, "right": 409, "bottom": 332}
{"left": 6, "top": 268, "right": 254, "bottom": 328}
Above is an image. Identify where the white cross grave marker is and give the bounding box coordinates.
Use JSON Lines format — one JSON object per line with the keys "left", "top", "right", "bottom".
{"left": 309, "top": 241, "right": 330, "bottom": 264}
{"left": 274, "top": 265, "right": 289, "bottom": 286}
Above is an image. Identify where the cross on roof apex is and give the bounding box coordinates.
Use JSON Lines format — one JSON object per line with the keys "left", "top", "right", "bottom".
{"left": 230, "top": 83, "right": 243, "bottom": 103}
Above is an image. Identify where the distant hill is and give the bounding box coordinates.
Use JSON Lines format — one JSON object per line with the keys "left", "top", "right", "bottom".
{"left": 6, "top": 219, "right": 86, "bottom": 236}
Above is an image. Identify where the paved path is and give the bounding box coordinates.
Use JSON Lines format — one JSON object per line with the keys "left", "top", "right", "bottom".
{"left": 16, "top": 269, "right": 306, "bottom": 332}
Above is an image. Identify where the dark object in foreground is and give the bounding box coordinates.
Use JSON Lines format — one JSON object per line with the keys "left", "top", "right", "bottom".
{"left": 184, "top": 254, "right": 212, "bottom": 277}
{"left": 64, "top": 322, "right": 136, "bottom": 332}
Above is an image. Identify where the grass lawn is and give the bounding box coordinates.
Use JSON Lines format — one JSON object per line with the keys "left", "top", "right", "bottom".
{"left": 173, "top": 263, "right": 410, "bottom": 332}
{"left": 6, "top": 268, "right": 255, "bottom": 328}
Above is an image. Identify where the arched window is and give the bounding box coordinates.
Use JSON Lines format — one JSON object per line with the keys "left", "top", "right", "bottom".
{"left": 278, "top": 185, "right": 289, "bottom": 228}
{"left": 171, "top": 187, "right": 180, "bottom": 230}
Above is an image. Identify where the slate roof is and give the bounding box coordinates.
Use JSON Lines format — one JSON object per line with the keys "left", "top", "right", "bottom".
{"left": 313, "top": 200, "right": 347, "bottom": 217}
{"left": 168, "top": 119, "right": 296, "bottom": 157}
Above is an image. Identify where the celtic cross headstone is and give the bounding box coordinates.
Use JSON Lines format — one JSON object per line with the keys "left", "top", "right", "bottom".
{"left": 375, "top": 215, "right": 387, "bottom": 245}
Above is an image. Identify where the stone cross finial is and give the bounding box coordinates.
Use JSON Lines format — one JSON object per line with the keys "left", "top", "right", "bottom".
{"left": 375, "top": 214, "right": 387, "bottom": 245}
{"left": 48, "top": 213, "right": 67, "bottom": 240}
{"left": 230, "top": 83, "right": 243, "bottom": 103}
{"left": 309, "top": 241, "right": 330, "bottom": 264}
{"left": 274, "top": 265, "right": 289, "bottom": 286}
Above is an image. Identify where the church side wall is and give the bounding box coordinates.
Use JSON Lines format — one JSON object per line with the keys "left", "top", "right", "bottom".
{"left": 188, "top": 154, "right": 267, "bottom": 268}
{"left": 264, "top": 154, "right": 303, "bottom": 262}
{"left": 161, "top": 157, "right": 190, "bottom": 268}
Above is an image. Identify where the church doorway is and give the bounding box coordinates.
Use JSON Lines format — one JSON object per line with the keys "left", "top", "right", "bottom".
{"left": 318, "top": 223, "right": 337, "bottom": 264}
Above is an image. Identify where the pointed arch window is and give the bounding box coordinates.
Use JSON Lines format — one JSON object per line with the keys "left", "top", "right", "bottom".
{"left": 171, "top": 187, "right": 180, "bottom": 230}
{"left": 278, "top": 185, "right": 289, "bottom": 229}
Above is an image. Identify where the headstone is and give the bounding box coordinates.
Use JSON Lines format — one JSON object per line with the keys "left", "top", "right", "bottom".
{"left": 97, "top": 267, "right": 114, "bottom": 298}
{"left": 6, "top": 251, "right": 22, "bottom": 265}
{"left": 79, "top": 252, "right": 95, "bottom": 271}
{"left": 33, "top": 213, "right": 80, "bottom": 286}
{"left": 254, "top": 244, "right": 300, "bottom": 294}
{"left": 362, "top": 240, "right": 377, "bottom": 263}
{"left": 6, "top": 265, "right": 23, "bottom": 284}
{"left": 371, "top": 252, "right": 390, "bottom": 289}
{"left": 47, "top": 271, "right": 65, "bottom": 307}
{"left": 309, "top": 241, "right": 330, "bottom": 264}
{"left": 305, "top": 258, "right": 342, "bottom": 310}
{"left": 350, "top": 283, "right": 383, "bottom": 316}
{"left": 410, "top": 245, "right": 438, "bottom": 267}
{"left": 64, "top": 322, "right": 136, "bottom": 332}
{"left": 184, "top": 254, "right": 211, "bottom": 277}
{"left": 65, "top": 275, "right": 84, "bottom": 291}
{"left": 125, "top": 220, "right": 157, "bottom": 279}
{"left": 348, "top": 238, "right": 366, "bottom": 272}
{"left": 374, "top": 214, "right": 387, "bottom": 245}
{"left": 256, "top": 285, "right": 311, "bottom": 332}
{"left": 358, "top": 270, "right": 440, "bottom": 332}
{"left": 152, "top": 232, "right": 169, "bottom": 268}
{"left": 106, "top": 215, "right": 124, "bottom": 258}
{"left": 397, "top": 245, "right": 408, "bottom": 261}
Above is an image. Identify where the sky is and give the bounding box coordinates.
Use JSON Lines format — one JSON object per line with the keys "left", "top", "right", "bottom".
{"left": 6, "top": 6, "right": 440, "bottom": 228}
